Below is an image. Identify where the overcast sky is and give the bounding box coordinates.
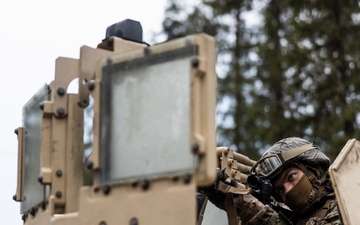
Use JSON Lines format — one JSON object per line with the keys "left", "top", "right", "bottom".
{"left": 0, "top": 0, "right": 170, "bottom": 224}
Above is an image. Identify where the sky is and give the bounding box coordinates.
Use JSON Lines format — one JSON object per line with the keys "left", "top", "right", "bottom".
{"left": 0, "top": 0, "right": 169, "bottom": 224}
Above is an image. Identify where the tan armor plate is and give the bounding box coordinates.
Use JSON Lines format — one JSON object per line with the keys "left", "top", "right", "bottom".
{"left": 329, "top": 138, "right": 360, "bottom": 225}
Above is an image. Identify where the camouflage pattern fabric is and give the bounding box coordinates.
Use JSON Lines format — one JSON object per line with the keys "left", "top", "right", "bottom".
{"left": 242, "top": 197, "right": 342, "bottom": 225}
{"left": 302, "top": 199, "right": 342, "bottom": 225}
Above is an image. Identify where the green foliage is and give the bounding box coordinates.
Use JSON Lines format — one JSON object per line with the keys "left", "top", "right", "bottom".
{"left": 161, "top": 0, "right": 360, "bottom": 161}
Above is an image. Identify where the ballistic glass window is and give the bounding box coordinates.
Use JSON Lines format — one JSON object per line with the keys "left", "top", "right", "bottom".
{"left": 21, "top": 84, "right": 50, "bottom": 213}
{"left": 100, "top": 46, "right": 197, "bottom": 184}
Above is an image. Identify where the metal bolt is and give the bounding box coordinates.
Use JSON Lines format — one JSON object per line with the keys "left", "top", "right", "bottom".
{"left": 102, "top": 185, "right": 111, "bottom": 195}
{"left": 30, "top": 208, "right": 36, "bottom": 216}
{"left": 39, "top": 102, "right": 44, "bottom": 110}
{"left": 86, "top": 160, "right": 94, "bottom": 170}
{"left": 57, "top": 87, "right": 66, "bottom": 96}
{"left": 130, "top": 217, "right": 138, "bottom": 225}
{"left": 56, "top": 169, "right": 63, "bottom": 177}
{"left": 140, "top": 179, "right": 150, "bottom": 190}
{"left": 38, "top": 176, "right": 43, "bottom": 183}
{"left": 88, "top": 81, "right": 95, "bottom": 91}
{"left": 183, "top": 173, "right": 192, "bottom": 184}
{"left": 192, "top": 143, "right": 200, "bottom": 154}
{"left": 14, "top": 128, "right": 18, "bottom": 135}
{"left": 13, "top": 194, "right": 17, "bottom": 201}
{"left": 55, "top": 191, "right": 62, "bottom": 198}
{"left": 22, "top": 214, "right": 26, "bottom": 221}
{"left": 99, "top": 221, "right": 107, "bottom": 225}
{"left": 56, "top": 107, "right": 65, "bottom": 117}
{"left": 191, "top": 58, "right": 199, "bottom": 68}
{"left": 41, "top": 201, "right": 47, "bottom": 210}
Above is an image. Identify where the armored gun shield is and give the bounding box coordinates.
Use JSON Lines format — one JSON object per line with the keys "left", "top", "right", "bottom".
{"left": 14, "top": 19, "right": 217, "bottom": 225}
{"left": 329, "top": 138, "right": 360, "bottom": 225}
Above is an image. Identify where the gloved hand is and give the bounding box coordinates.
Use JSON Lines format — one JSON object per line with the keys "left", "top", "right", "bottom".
{"left": 198, "top": 168, "right": 229, "bottom": 209}
{"left": 218, "top": 178, "right": 270, "bottom": 224}
{"left": 201, "top": 171, "right": 275, "bottom": 225}
{"left": 233, "top": 194, "right": 269, "bottom": 223}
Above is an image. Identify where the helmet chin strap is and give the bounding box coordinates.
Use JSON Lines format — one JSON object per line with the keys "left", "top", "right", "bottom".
{"left": 292, "top": 163, "right": 328, "bottom": 212}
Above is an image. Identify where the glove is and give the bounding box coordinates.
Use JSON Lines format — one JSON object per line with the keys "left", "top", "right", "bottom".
{"left": 198, "top": 169, "right": 229, "bottom": 209}
{"left": 200, "top": 171, "right": 276, "bottom": 225}
{"left": 216, "top": 178, "right": 268, "bottom": 224}
{"left": 234, "top": 194, "right": 263, "bottom": 220}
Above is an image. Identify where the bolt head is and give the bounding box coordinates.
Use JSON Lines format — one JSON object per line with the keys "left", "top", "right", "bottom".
{"left": 56, "top": 169, "right": 63, "bottom": 177}
{"left": 191, "top": 58, "right": 199, "bottom": 68}
{"left": 57, "top": 87, "right": 66, "bottom": 96}
{"left": 140, "top": 179, "right": 150, "bottom": 190}
{"left": 102, "top": 185, "right": 111, "bottom": 195}
{"left": 55, "top": 191, "right": 62, "bottom": 198}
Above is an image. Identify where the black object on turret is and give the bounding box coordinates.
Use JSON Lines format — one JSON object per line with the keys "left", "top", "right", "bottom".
{"left": 104, "top": 19, "right": 143, "bottom": 43}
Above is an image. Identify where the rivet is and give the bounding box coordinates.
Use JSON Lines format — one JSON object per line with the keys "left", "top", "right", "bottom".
{"left": 57, "top": 107, "right": 65, "bottom": 117}
{"left": 86, "top": 160, "right": 94, "bottom": 170}
{"left": 57, "top": 87, "right": 66, "bottom": 96}
{"left": 191, "top": 58, "right": 199, "bottom": 68}
{"left": 192, "top": 143, "right": 200, "bottom": 153}
{"left": 56, "top": 169, "right": 63, "bottom": 177}
{"left": 41, "top": 201, "right": 47, "bottom": 210}
{"left": 130, "top": 217, "right": 138, "bottom": 225}
{"left": 140, "top": 179, "right": 150, "bottom": 190}
{"left": 30, "top": 208, "right": 36, "bottom": 216}
{"left": 102, "top": 185, "right": 111, "bottom": 195}
{"left": 88, "top": 81, "right": 95, "bottom": 91}
{"left": 183, "top": 173, "right": 192, "bottom": 184}
{"left": 55, "top": 191, "right": 62, "bottom": 198}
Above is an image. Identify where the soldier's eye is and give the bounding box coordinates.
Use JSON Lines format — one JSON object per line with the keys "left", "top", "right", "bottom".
{"left": 287, "top": 173, "right": 296, "bottom": 182}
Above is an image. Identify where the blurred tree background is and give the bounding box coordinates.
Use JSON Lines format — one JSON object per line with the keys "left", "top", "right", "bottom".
{"left": 159, "top": 0, "right": 360, "bottom": 160}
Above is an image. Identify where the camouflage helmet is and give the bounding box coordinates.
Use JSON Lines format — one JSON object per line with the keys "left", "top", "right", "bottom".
{"left": 252, "top": 137, "right": 331, "bottom": 180}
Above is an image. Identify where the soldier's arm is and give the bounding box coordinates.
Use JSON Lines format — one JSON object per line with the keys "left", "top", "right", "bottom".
{"left": 233, "top": 194, "right": 292, "bottom": 225}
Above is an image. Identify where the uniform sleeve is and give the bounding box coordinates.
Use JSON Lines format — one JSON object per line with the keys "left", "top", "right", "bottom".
{"left": 237, "top": 202, "right": 292, "bottom": 225}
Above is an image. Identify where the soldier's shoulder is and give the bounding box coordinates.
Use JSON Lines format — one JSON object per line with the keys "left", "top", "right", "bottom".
{"left": 323, "top": 199, "right": 342, "bottom": 225}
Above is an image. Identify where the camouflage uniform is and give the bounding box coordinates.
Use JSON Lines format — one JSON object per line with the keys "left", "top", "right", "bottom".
{"left": 298, "top": 197, "right": 342, "bottom": 225}
{"left": 204, "top": 137, "right": 343, "bottom": 225}
{"left": 246, "top": 194, "right": 342, "bottom": 225}
{"left": 246, "top": 137, "right": 343, "bottom": 225}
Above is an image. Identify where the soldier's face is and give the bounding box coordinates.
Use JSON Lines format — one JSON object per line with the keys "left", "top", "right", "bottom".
{"left": 272, "top": 167, "right": 304, "bottom": 202}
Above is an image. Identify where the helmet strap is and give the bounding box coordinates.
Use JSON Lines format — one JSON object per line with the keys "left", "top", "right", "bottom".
{"left": 295, "top": 163, "right": 329, "bottom": 208}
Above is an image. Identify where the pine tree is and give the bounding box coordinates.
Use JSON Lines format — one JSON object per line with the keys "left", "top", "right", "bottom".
{"left": 160, "top": 0, "right": 360, "bottom": 160}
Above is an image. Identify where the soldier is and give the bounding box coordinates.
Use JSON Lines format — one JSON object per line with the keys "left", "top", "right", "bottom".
{"left": 204, "top": 137, "right": 342, "bottom": 225}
